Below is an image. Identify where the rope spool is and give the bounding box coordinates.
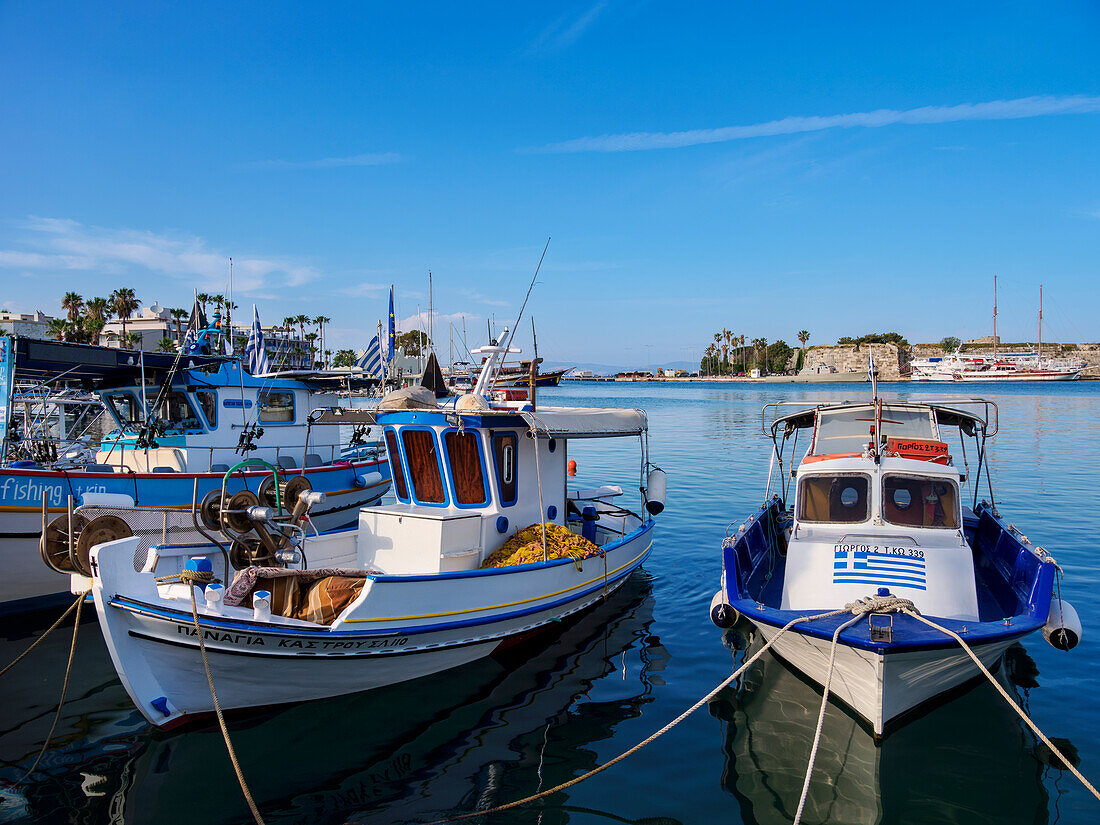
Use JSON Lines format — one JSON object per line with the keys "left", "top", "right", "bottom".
{"left": 224, "top": 490, "right": 261, "bottom": 534}
{"left": 73, "top": 515, "right": 132, "bottom": 577}
{"left": 40, "top": 514, "right": 88, "bottom": 574}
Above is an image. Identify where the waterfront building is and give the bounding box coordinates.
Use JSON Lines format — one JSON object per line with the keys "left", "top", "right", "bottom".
{"left": 0, "top": 310, "right": 56, "bottom": 340}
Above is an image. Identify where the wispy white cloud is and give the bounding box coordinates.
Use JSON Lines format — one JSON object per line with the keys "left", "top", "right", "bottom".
{"left": 525, "top": 95, "right": 1100, "bottom": 153}
{"left": 0, "top": 217, "right": 319, "bottom": 293}
{"left": 527, "top": 1, "right": 610, "bottom": 53}
{"left": 458, "top": 288, "right": 510, "bottom": 307}
{"left": 243, "top": 152, "right": 403, "bottom": 170}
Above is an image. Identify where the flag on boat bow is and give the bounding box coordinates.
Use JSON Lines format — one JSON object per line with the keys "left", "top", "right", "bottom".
{"left": 245, "top": 305, "right": 271, "bottom": 375}
{"left": 357, "top": 335, "right": 383, "bottom": 377}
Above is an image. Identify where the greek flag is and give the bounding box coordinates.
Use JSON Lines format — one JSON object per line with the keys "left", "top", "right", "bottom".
{"left": 833, "top": 550, "right": 927, "bottom": 591}
{"left": 868, "top": 351, "right": 877, "bottom": 397}
{"left": 357, "top": 335, "right": 383, "bottom": 377}
{"left": 245, "top": 304, "right": 271, "bottom": 375}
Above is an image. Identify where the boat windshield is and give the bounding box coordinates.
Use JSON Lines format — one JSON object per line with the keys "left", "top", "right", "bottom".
{"left": 103, "top": 392, "right": 145, "bottom": 428}
{"left": 814, "top": 405, "right": 935, "bottom": 455}
{"left": 883, "top": 474, "right": 959, "bottom": 529}
{"left": 798, "top": 474, "right": 870, "bottom": 523}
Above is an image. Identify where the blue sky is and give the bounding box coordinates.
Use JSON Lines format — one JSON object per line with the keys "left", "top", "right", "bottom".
{"left": 2, "top": 2, "right": 1099, "bottom": 366}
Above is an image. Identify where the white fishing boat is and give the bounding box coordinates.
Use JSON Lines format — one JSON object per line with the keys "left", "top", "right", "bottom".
{"left": 62, "top": 321, "right": 666, "bottom": 728}
{"left": 710, "top": 384, "right": 1081, "bottom": 737}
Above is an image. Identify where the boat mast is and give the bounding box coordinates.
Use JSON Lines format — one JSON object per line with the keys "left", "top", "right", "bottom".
{"left": 1038, "top": 283, "right": 1043, "bottom": 363}
{"left": 992, "top": 274, "right": 998, "bottom": 360}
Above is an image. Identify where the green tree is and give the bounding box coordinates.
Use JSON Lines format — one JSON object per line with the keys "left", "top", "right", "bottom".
{"left": 110, "top": 288, "right": 141, "bottom": 338}
{"left": 170, "top": 308, "right": 188, "bottom": 342}
{"left": 332, "top": 349, "right": 356, "bottom": 368}
{"left": 61, "top": 291, "right": 84, "bottom": 322}
{"left": 797, "top": 330, "right": 810, "bottom": 371}
{"left": 47, "top": 318, "right": 68, "bottom": 340}
{"left": 157, "top": 337, "right": 176, "bottom": 352}
{"left": 767, "top": 340, "right": 794, "bottom": 373}
{"left": 313, "top": 316, "right": 331, "bottom": 366}
{"left": 939, "top": 336, "right": 962, "bottom": 352}
{"left": 396, "top": 330, "right": 431, "bottom": 357}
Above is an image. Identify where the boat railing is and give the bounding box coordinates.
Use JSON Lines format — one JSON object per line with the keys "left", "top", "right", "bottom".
{"left": 761, "top": 397, "right": 999, "bottom": 436}
{"left": 74, "top": 504, "right": 209, "bottom": 572}
{"left": 89, "top": 441, "right": 384, "bottom": 474}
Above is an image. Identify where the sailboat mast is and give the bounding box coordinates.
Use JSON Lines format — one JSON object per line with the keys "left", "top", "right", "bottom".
{"left": 1039, "top": 284, "right": 1043, "bottom": 362}
{"left": 992, "top": 274, "right": 998, "bottom": 360}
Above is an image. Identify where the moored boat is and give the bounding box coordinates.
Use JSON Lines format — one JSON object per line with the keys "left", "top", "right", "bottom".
{"left": 64, "top": 330, "right": 666, "bottom": 728}
{"left": 710, "top": 390, "right": 1082, "bottom": 737}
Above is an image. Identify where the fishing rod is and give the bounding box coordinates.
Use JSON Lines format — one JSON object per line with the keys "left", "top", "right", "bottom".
{"left": 492, "top": 237, "right": 550, "bottom": 384}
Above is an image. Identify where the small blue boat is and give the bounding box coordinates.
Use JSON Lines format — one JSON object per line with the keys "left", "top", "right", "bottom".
{"left": 711, "top": 394, "right": 1081, "bottom": 736}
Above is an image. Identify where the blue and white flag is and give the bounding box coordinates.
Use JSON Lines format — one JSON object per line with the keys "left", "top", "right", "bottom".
{"left": 868, "top": 351, "right": 877, "bottom": 398}
{"left": 357, "top": 335, "right": 383, "bottom": 377}
{"left": 245, "top": 304, "right": 271, "bottom": 375}
{"left": 833, "top": 549, "right": 927, "bottom": 591}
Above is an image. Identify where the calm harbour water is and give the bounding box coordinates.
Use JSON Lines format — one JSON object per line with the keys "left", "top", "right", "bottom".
{"left": 1, "top": 381, "right": 1098, "bottom": 824}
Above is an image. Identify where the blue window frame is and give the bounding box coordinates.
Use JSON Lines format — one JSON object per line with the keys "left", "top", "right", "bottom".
{"left": 384, "top": 427, "right": 410, "bottom": 503}
{"left": 399, "top": 427, "right": 448, "bottom": 506}
{"left": 442, "top": 428, "right": 491, "bottom": 508}
{"left": 492, "top": 432, "right": 518, "bottom": 507}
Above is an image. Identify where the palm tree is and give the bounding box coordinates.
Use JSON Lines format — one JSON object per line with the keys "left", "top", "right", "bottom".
{"left": 196, "top": 293, "right": 213, "bottom": 313}
{"left": 797, "top": 330, "right": 810, "bottom": 370}
{"left": 109, "top": 288, "right": 141, "bottom": 339}
{"left": 82, "top": 318, "right": 105, "bottom": 345}
{"left": 294, "top": 315, "right": 310, "bottom": 350}
{"left": 156, "top": 337, "right": 176, "bottom": 352}
{"left": 751, "top": 337, "right": 766, "bottom": 371}
{"left": 170, "top": 308, "right": 188, "bottom": 342}
{"left": 61, "top": 292, "right": 84, "bottom": 322}
{"left": 304, "top": 332, "right": 318, "bottom": 368}
{"left": 313, "top": 315, "right": 331, "bottom": 365}
{"left": 123, "top": 331, "right": 142, "bottom": 349}
{"left": 47, "top": 318, "right": 68, "bottom": 341}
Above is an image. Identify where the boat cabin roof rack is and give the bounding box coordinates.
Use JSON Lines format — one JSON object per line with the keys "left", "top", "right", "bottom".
{"left": 762, "top": 398, "right": 998, "bottom": 438}
{"left": 10, "top": 337, "right": 231, "bottom": 386}
{"left": 308, "top": 405, "right": 649, "bottom": 438}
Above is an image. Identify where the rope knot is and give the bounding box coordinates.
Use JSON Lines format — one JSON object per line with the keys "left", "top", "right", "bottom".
{"left": 845, "top": 594, "right": 918, "bottom": 615}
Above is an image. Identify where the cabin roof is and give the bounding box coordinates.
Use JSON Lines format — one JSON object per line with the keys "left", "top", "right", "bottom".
{"left": 326, "top": 404, "right": 648, "bottom": 438}
{"left": 770, "top": 400, "right": 990, "bottom": 440}
{"left": 10, "top": 338, "right": 231, "bottom": 384}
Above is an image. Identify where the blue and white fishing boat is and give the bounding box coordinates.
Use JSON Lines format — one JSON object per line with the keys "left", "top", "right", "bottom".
{"left": 710, "top": 390, "right": 1082, "bottom": 737}
{"left": 1, "top": 336, "right": 390, "bottom": 614}
{"left": 67, "top": 328, "right": 665, "bottom": 728}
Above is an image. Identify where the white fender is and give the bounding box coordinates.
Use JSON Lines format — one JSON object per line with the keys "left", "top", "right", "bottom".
{"left": 1043, "top": 597, "right": 1082, "bottom": 651}
{"left": 645, "top": 468, "right": 667, "bottom": 516}
{"left": 710, "top": 589, "right": 738, "bottom": 629}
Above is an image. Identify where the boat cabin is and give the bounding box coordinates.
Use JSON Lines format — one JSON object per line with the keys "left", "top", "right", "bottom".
{"left": 94, "top": 362, "right": 356, "bottom": 473}
{"left": 356, "top": 405, "right": 652, "bottom": 574}
{"left": 769, "top": 401, "right": 992, "bottom": 620}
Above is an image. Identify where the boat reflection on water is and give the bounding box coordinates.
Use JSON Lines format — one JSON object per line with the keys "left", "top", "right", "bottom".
{"left": 710, "top": 624, "right": 1071, "bottom": 825}
{"left": 1, "top": 573, "right": 671, "bottom": 825}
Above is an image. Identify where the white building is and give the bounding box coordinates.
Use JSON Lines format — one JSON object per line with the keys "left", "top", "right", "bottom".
{"left": 0, "top": 310, "right": 56, "bottom": 340}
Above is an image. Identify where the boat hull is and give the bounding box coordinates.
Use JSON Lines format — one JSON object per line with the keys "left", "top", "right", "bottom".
{"left": 0, "top": 459, "right": 390, "bottom": 614}
{"left": 91, "top": 521, "right": 653, "bottom": 727}
{"left": 753, "top": 619, "right": 1026, "bottom": 735}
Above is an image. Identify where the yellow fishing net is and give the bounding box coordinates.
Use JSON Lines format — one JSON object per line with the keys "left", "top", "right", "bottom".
{"left": 481, "top": 522, "right": 602, "bottom": 568}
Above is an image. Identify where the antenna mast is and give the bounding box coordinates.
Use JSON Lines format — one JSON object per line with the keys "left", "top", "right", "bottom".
{"left": 992, "top": 274, "right": 998, "bottom": 360}
{"left": 1039, "top": 283, "right": 1043, "bottom": 362}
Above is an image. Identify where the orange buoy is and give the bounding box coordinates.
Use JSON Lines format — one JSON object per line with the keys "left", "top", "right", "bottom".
{"left": 567, "top": 459, "right": 577, "bottom": 477}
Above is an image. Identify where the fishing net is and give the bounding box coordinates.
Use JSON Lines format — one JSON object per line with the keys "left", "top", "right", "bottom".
{"left": 481, "top": 522, "right": 601, "bottom": 569}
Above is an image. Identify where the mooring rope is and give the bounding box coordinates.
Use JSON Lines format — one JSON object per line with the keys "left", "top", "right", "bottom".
{"left": 901, "top": 608, "right": 1100, "bottom": 803}
{"left": 187, "top": 579, "right": 266, "bottom": 825}
{"left": 0, "top": 593, "right": 83, "bottom": 678}
{"left": 792, "top": 611, "right": 867, "bottom": 825}
{"left": 423, "top": 606, "right": 854, "bottom": 825}
{"left": 20, "top": 594, "right": 83, "bottom": 782}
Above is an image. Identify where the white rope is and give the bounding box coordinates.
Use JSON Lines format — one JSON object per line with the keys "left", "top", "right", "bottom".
{"left": 792, "top": 611, "right": 865, "bottom": 825}
{"left": 902, "top": 608, "right": 1100, "bottom": 802}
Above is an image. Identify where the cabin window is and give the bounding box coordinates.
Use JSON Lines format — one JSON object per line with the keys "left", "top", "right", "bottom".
{"left": 155, "top": 391, "right": 202, "bottom": 430}
{"left": 385, "top": 429, "right": 408, "bottom": 500}
{"left": 444, "top": 431, "right": 488, "bottom": 505}
{"left": 104, "top": 392, "right": 144, "bottom": 427}
{"left": 401, "top": 429, "right": 446, "bottom": 504}
{"left": 883, "top": 475, "right": 959, "bottom": 529}
{"left": 195, "top": 390, "right": 217, "bottom": 428}
{"left": 258, "top": 391, "right": 295, "bottom": 423}
{"left": 492, "top": 433, "right": 518, "bottom": 506}
{"left": 798, "top": 474, "right": 870, "bottom": 523}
